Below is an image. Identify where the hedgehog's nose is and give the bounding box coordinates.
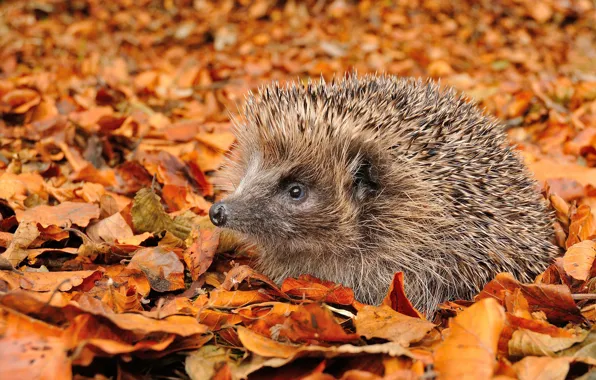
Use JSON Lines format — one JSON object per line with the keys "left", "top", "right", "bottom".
{"left": 209, "top": 202, "right": 228, "bottom": 227}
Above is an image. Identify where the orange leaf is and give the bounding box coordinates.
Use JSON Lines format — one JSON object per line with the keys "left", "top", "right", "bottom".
{"left": 184, "top": 226, "right": 220, "bottom": 281}
{"left": 127, "top": 247, "right": 185, "bottom": 292}
{"left": 17, "top": 201, "right": 100, "bottom": 228}
{"left": 476, "top": 273, "right": 583, "bottom": 324}
{"left": 434, "top": 298, "right": 505, "bottom": 379}
{"left": 2, "top": 88, "right": 41, "bottom": 113}
{"left": 256, "top": 303, "right": 358, "bottom": 344}
{"left": 381, "top": 272, "right": 424, "bottom": 319}
{"left": 512, "top": 356, "right": 570, "bottom": 380}
{"left": 195, "top": 131, "right": 236, "bottom": 152}
{"left": 14, "top": 270, "right": 102, "bottom": 292}
{"left": 0, "top": 336, "right": 72, "bottom": 380}
{"left": 208, "top": 290, "right": 274, "bottom": 308}
{"left": 221, "top": 265, "right": 288, "bottom": 299}
{"left": 355, "top": 305, "right": 435, "bottom": 346}
{"left": 563, "top": 240, "right": 596, "bottom": 281}
{"left": 281, "top": 274, "right": 355, "bottom": 305}
{"left": 162, "top": 184, "right": 211, "bottom": 213}
{"left": 198, "top": 309, "right": 243, "bottom": 330}
{"left": 566, "top": 204, "right": 595, "bottom": 248}
{"left": 236, "top": 325, "right": 300, "bottom": 358}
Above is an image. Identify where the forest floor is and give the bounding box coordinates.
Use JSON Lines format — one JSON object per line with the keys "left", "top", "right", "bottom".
{"left": 0, "top": 0, "right": 596, "bottom": 379}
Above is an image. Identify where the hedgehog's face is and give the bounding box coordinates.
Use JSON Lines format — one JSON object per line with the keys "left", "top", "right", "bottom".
{"left": 209, "top": 144, "right": 381, "bottom": 254}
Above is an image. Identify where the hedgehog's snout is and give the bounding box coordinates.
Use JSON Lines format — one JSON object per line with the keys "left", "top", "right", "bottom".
{"left": 209, "top": 202, "right": 229, "bottom": 227}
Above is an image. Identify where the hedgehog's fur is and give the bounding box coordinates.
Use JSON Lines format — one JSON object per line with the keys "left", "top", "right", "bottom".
{"left": 215, "top": 74, "right": 558, "bottom": 315}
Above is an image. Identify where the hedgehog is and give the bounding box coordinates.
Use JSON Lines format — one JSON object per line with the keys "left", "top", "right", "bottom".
{"left": 209, "top": 74, "right": 558, "bottom": 315}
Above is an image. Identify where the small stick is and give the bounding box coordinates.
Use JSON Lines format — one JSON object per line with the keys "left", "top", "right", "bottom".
{"left": 572, "top": 293, "right": 596, "bottom": 301}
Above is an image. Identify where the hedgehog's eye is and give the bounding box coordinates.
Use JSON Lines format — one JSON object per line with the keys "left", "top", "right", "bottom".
{"left": 287, "top": 182, "right": 307, "bottom": 201}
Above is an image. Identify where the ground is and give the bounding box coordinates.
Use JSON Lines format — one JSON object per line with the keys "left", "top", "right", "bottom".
{"left": 0, "top": 0, "right": 596, "bottom": 379}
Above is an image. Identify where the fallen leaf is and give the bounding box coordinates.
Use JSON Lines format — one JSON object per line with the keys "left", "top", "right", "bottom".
{"left": 566, "top": 204, "right": 595, "bottom": 248}
{"left": 237, "top": 325, "right": 301, "bottom": 358}
{"left": 127, "top": 247, "right": 185, "bottom": 292}
{"left": 381, "top": 272, "right": 424, "bottom": 319}
{"left": 17, "top": 270, "right": 102, "bottom": 292}
{"left": 208, "top": 290, "right": 274, "bottom": 308}
{"left": 1, "top": 222, "right": 40, "bottom": 266}
{"left": 17, "top": 202, "right": 100, "bottom": 228}
{"left": 563, "top": 240, "right": 596, "bottom": 281}
{"left": 509, "top": 328, "right": 588, "bottom": 357}
{"left": 477, "top": 273, "right": 584, "bottom": 324}
{"left": 86, "top": 212, "right": 134, "bottom": 243}
{"left": 132, "top": 187, "right": 191, "bottom": 239}
{"left": 0, "top": 336, "right": 72, "bottom": 380}
{"left": 355, "top": 305, "right": 435, "bottom": 347}
{"left": 281, "top": 274, "right": 355, "bottom": 305}
{"left": 434, "top": 298, "right": 505, "bottom": 379}
{"left": 184, "top": 224, "right": 220, "bottom": 281}
{"left": 2, "top": 88, "right": 41, "bottom": 113}
{"left": 513, "top": 356, "right": 570, "bottom": 380}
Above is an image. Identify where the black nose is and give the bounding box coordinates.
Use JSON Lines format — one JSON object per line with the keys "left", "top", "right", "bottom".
{"left": 209, "top": 202, "right": 228, "bottom": 227}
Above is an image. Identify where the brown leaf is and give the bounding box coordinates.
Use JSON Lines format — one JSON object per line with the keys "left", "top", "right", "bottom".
{"left": 355, "top": 305, "right": 435, "bottom": 346}
{"left": 86, "top": 212, "right": 134, "bottom": 244}
{"left": 512, "top": 356, "right": 570, "bottom": 380}
{"left": 477, "top": 273, "right": 584, "bottom": 324}
{"left": 1, "top": 221, "right": 40, "bottom": 267}
{"left": 63, "top": 314, "right": 178, "bottom": 365}
{"left": 17, "top": 202, "right": 100, "bottom": 228}
{"left": 220, "top": 265, "right": 287, "bottom": 299}
{"left": 132, "top": 187, "right": 191, "bottom": 240}
{"left": 434, "top": 298, "right": 505, "bottom": 379}
{"left": 127, "top": 247, "right": 185, "bottom": 292}
{"left": 508, "top": 328, "right": 588, "bottom": 357}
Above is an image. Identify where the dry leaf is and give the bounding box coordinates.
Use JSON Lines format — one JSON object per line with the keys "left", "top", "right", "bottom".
{"left": 281, "top": 274, "right": 355, "bottom": 305}
{"left": 86, "top": 212, "right": 133, "bottom": 243}
{"left": 381, "top": 272, "right": 424, "bottom": 319}
{"left": 132, "top": 187, "right": 191, "bottom": 239}
{"left": 509, "top": 328, "right": 588, "bottom": 357}
{"left": 355, "top": 305, "right": 435, "bottom": 346}
{"left": 563, "top": 240, "right": 596, "bottom": 281}
{"left": 127, "top": 247, "right": 185, "bottom": 292}
{"left": 513, "top": 356, "right": 570, "bottom": 380}
{"left": 184, "top": 224, "right": 220, "bottom": 281}
{"left": 17, "top": 202, "right": 100, "bottom": 228}
{"left": 434, "top": 298, "right": 505, "bottom": 379}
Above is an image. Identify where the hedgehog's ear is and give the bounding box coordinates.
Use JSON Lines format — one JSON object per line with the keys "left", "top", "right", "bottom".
{"left": 353, "top": 157, "right": 380, "bottom": 200}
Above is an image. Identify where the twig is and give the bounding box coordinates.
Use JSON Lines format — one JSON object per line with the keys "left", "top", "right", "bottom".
{"left": 45, "top": 278, "right": 72, "bottom": 307}
{"left": 572, "top": 293, "right": 596, "bottom": 301}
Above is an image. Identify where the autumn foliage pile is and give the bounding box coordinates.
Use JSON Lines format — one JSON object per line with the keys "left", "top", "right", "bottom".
{"left": 0, "top": 0, "right": 596, "bottom": 379}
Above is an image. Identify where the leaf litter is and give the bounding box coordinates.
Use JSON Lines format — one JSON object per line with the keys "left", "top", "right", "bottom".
{"left": 0, "top": 0, "right": 595, "bottom": 379}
